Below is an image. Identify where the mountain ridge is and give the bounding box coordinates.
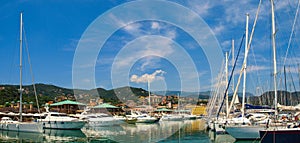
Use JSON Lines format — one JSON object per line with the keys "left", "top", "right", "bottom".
{"left": 0, "top": 83, "right": 299, "bottom": 106}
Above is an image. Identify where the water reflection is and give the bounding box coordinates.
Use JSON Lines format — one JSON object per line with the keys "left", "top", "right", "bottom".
{"left": 207, "top": 128, "right": 261, "bottom": 143}
{"left": 208, "top": 130, "right": 235, "bottom": 143}
{"left": 83, "top": 121, "right": 185, "bottom": 142}
{"left": 0, "top": 130, "right": 43, "bottom": 142}
{"left": 44, "top": 129, "right": 86, "bottom": 142}
{"left": 0, "top": 119, "right": 220, "bottom": 143}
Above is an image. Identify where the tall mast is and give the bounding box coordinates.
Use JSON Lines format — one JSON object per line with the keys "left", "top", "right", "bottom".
{"left": 242, "top": 13, "right": 249, "bottom": 119}
{"left": 271, "top": 0, "right": 278, "bottom": 117}
{"left": 19, "top": 12, "right": 23, "bottom": 122}
{"left": 225, "top": 52, "right": 229, "bottom": 118}
{"left": 177, "top": 93, "right": 180, "bottom": 114}
{"left": 231, "top": 39, "right": 235, "bottom": 92}
{"left": 148, "top": 79, "right": 151, "bottom": 107}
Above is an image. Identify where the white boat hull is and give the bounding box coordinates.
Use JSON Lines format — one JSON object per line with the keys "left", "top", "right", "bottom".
{"left": 0, "top": 122, "right": 43, "bottom": 133}
{"left": 225, "top": 125, "right": 264, "bottom": 140}
{"left": 40, "top": 121, "right": 85, "bottom": 129}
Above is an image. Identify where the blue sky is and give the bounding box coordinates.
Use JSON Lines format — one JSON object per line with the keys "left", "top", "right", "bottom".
{"left": 0, "top": 0, "right": 299, "bottom": 94}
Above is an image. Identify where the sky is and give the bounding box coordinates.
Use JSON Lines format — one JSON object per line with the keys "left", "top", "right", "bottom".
{"left": 0, "top": 0, "right": 300, "bottom": 95}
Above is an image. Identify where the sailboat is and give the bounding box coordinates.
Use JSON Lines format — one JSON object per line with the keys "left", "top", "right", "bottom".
{"left": 259, "top": 0, "right": 300, "bottom": 142}
{"left": 225, "top": 4, "right": 273, "bottom": 139}
{"left": 0, "top": 13, "right": 43, "bottom": 133}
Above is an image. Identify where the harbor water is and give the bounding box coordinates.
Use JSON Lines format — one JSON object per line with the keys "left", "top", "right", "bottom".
{"left": 0, "top": 119, "right": 261, "bottom": 143}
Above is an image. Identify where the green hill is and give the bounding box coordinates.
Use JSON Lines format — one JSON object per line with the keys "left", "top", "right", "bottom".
{"left": 0, "top": 84, "right": 151, "bottom": 106}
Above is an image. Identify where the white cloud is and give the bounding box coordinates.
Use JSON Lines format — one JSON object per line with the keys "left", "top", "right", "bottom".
{"left": 151, "top": 22, "right": 160, "bottom": 29}
{"left": 247, "top": 65, "right": 269, "bottom": 73}
{"left": 221, "top": 40, "right": 232, "bottom": 49}
{"left": 283, "top": 66, "right": 299, "bottom": 74}
{"left": 165, "top": 30, "right": 177, "bottom": 39}
{"left": 108, "top": 13, "right": 127, "bottom": 27}
{"left": 212, "top": 24, "right": 225, "bottom": 36}
{"left": 139, "top": 57, "right": 161, "bottom": 71}
{"left": 130, "top": 70, "right": 166, "bottom": 83}
{"left": 123, "top": 23, "right": 143, "bottom": 36}
{"left": 108, "top": 13, "right": 143, "bottom": 37}
{"left": 281, "top": 57, "right": 300, "bottom": 66}
{"left": 113, "top": 37, "right": 175, "bottom": 69}
{"left": 187, "top": 1, "right": 212, "bottom": 17}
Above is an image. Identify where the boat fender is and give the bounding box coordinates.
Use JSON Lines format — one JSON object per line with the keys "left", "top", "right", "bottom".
{"left": 16, "top": 124, "right": 19, "bottom": 128}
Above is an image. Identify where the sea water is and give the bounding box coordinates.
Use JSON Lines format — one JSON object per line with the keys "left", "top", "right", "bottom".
{"left": 0, "top": 119, "right": 260, "bottom": 143}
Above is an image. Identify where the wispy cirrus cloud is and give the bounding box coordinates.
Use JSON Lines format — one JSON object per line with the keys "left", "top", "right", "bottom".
{"left": 112, "top": 36, "right": 175, "bottom": 70}
{"left": 247, "top": 65, "right": 270, "bottom": 73}
{"left": 186, "top": 1, "right": 212, "bottom": 17}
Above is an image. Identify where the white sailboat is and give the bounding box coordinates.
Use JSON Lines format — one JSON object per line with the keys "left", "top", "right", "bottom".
{"left": 225, "top": 9, "right": 266, "bottom": 140}
{"left": 0, "top": 13, "right": 43, "bottom": 133}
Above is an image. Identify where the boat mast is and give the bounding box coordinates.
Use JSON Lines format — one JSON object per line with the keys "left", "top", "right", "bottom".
{"left": 232, "top": 39, "right": 235, "bottom": 93}
{"left": 271, "top": 0, "right": 278, "bottom": 117}
{"left": 242, "top": 13, "right": 249, "bottom": 119}
{"left": 177, "top": 93, "right": 180, "bottom": 114}
{"left": 148, "top": 79, "right": 151, "bottom": 107}
{"left": 19, "top": 12, "right": 23, "bottom": 122}
{"left": 225, "top": 52, "right": 229, "bottom": 118}
{"left": 231, "top": 40, "right": 239, "bottom": 107}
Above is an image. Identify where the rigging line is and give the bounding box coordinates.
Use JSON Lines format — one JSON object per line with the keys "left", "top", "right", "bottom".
{"left": 284, "top": 66, "right": 287, "bottom": 104}
{"left": 288, "top": 66, "right": 297, "bottom": 93}
{"left": 22, "top": 25, "right": 41, "bottom": 114}
{"left": 290, "top": 48, "right": 300, "bottom": 65}
{"left": 249, "top": 40, "right": 264, "bottom": 97}
{"left": 251, "top": 39, "right": 262, "bottom": 96}
{"left": 278, "top": 68, "right": 284, "bottom": 105}
{"left": 9, "top": 29, "right": 19, "bottom": 84}
{"left": 207, "top": 61, "right": 226, "bottom": 117}
{"left": 207, "top": 73, "right": 222, "bottom": 118}
{"left": 283, "top": 0, "right": 300, "bottom": 66}
{"left": 216, "top": 33, "right": 245, "bottom": 118}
